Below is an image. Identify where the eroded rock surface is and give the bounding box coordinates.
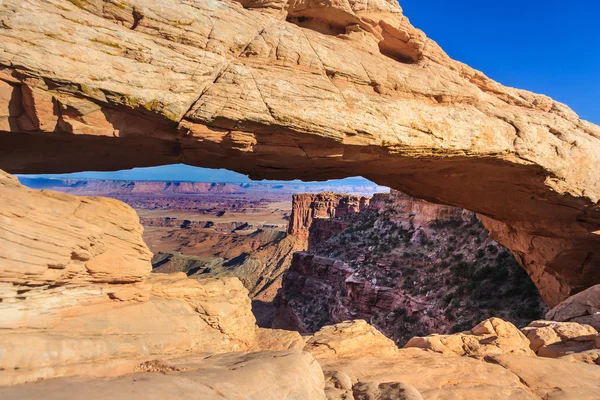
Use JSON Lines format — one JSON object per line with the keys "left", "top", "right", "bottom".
{"left": 0, "top": 172, "right": 258, "bottom": 385}
{"left": 521, "top": 320, "right": 599, "bottom": 358}
{"left": 405, "top": 317, "right": 535, "bottom": 357}
{"left": 304, "top": 320, "right": 399, "bottom": 359}
{"left": 546, "top": 284, "right": 600, "bottom": 330}
{"left": 0, "top": 0, "right": 599, "bottom": 305}
{"left": 287, "top": 192, "right": 369, "bottom": 235}
{"left": 0, "top": 350, "right": 327, "bottom": 400}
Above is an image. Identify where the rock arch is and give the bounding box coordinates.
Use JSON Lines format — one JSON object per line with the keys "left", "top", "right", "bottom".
{"left": 0, "top": 0, "right": 599, "bottom": 306}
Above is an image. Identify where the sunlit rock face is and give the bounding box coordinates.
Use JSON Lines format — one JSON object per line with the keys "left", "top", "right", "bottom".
{"left": 0, "top": 170, "right": 259, "bottom": 385}
{"left": 0, "top": 0, "right": 599, "bottom": 305}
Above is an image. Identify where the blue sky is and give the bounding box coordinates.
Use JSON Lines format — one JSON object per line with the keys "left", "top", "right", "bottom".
{"left": 402, "top": 0, "right": 599, "bottom": 124}
{"left": 32, "top": 2, "right": 598, "bottom": 182}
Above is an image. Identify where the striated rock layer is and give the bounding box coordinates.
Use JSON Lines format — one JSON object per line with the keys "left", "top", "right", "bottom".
{"left": 287, "top": 192, "right": 369, "bottom": 235}
{"left": 0, "top": 171, "right": 258, "bottom": 385}
{"left": 0, "top": 0, "right": 599, "bottom": 305}
{"left": 273, "top": 191, "right": 547, "bottom": 343}
{"left": 4, "top": 169, "right": 600, "bottom": 398}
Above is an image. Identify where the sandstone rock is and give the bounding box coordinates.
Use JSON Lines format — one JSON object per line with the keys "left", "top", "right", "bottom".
{"left": 559, "top": 349, "right": 600, "bottom": 366}
{"left": 0, "top": 274, "right": 260, "bottom": 385}
{"left": 287, "top": 192, "right": 369, "bottom": 235}
{"left": 521, "top": 320, "right": 598, "bottom": 358}
{"left": 1, "top": 0, "right": 599, "bottom": 306}
{"left": 546, "top": 284, "right": 600, "bottom": 330}
{"left": 304, "top": 320, "right": 399, "bottom": 359}
{"left": 404, "top": 317, "right": 535, "bottom": 357}
{"left": 319, "top": 348, "right": 535, "bottom": 399}
{"left": 255, "top": 327, "right": 306, "bottom": 350}
{"left": 487, "top": 354, "right": 600, "bottom": 399}
{"left": 0, "top": 350, "right": 327, "bottom": 400}
{"left": 0, "top": 171, "right": 259, "bottom": 385}
{"left": 0, "top": 169, "right": 152, "bottom": 330}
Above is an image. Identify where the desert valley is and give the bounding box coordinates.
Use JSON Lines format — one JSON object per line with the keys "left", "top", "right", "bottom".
{"left": 2, "top": 0, "right": 600, "bottom": 399}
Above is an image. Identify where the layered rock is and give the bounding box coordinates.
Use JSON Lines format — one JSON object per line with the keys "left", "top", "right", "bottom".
{"left": 546, "top": 284, "right": 600, "bottom": 330}
{"left": 0, "top": 169, "right": 152, "bottom": 330}
{"left": 0, "top": 350, "right": 327, "bottom": 400}
{"left": 369, "top": 190, "right": 472, "bottom": 227}
{"left": 405, "top": 317, "right": 535, "bottom": 357}
{"left": 306, "top": 320, "right": 600, "bottom": 400}
{"left": 304, "top": 320, "right": 399, "bottom": 359}
{"left": 521, "top": 320, "right": 599, "bottom": 358}
{"left": 0, "top": 0, "right": 599, "bottom": 305}
{"left": 0, "top": 171, "right": 259, "bottom": 385}
{"left": 287, "top": 192, "right": 369, "bottom": 235}
{"left": 273, "top": 193, "right": 546, "bottom": 344}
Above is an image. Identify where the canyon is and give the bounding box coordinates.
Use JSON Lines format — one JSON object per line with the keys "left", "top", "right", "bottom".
{"left": 273, "top": 191, "right": 547, "bottom": 344}
{"left": 2, "top": 0, "right": 600, "bottom": 398}
{"left": 4, "top": 169, "right": 600, "bottom": 399}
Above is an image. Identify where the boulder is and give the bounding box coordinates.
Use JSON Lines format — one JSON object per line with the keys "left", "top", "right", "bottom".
{"left": 304, "top": 320, "right": 399, "bottom": 359}
{"left": 404, "top": 317, "right": 535, "bottom": 357}
{"left": 521, "top": 320, "right": 598, "bottom": 358}
{"left": 0, "top": 350, "right": 326, "bottom": 400}
{"left": 546, "top": 285, "right": 600, "bottom": 330}
{"left": 255, "top": 327, "right": 306, "bottom": 351}
{"left": 318, "top": 348, "right": 534, "bottom": 399}
{"left": 0, "top": 171, "right": 259, "bottom": 385}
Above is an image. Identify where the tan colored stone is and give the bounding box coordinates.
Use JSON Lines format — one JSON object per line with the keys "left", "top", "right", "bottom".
{"left": 521, "top": 320, "right": 598, "bottom": 358}
{"left": 319, "top": 348, "right": 535, "bottom": 399}
{"left": 0, "top": 350, "right": 327, "bottom": 400}
{"left": 255, "top": 327, "right": 306, "bottom": 351}
{"left": 405, "top": 317, "right": 535, "bottom": 357}
{"left": 0, "top": 169, "right": 152, "bottom": 330}
{"left": 488, "top": 354, "right": 600, "bottom": 399}
{"left": 304, "top": 320, "right": 399, "bottom": 359}
{"left": 1, "top": 0, "right": 599, "bottom": 306}
{"left": 546, "top": 284, "right": 600, "bottom": 330}
{"left": 0, "top": 171, "right": 259, "bottom": 385}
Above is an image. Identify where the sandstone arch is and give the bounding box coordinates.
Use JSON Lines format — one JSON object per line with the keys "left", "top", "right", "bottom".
{"left": 0, "top": 0, "right": 599, "bottom": 306}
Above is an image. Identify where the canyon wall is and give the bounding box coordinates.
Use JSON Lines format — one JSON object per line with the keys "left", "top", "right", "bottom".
{"left": 288, "top": 192, "right": 370, "bottom": 235}
{"left": 274, "top": 191, "right": 547, "bottom": 343}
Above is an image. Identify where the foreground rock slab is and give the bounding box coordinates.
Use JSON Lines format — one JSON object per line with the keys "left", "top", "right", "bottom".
{"left": 405, "top": 317, "right": 535, "bottom": 357}
{"left": 0, "top": 350, "right": 326, "bottom": 400}
{"left": 0, "top": 171, "right": 258, "bottom": 385}
{"left": 521, "top": 320, "right": 599, "bottom": 358}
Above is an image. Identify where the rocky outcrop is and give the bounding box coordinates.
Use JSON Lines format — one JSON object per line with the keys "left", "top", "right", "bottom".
{"left": 273, "top": 195, "right": 546, "bottom": 343}
{"left": 255, "top": 327, "right": 306, "bottom": 351}
{"left": 546, "top": 284, "right": 600, "bottom": 330}
{"left": 1, "top": 0, "right": 599, "bottom": 305}
{"left": 0, "top": 350, "right": 327, "bottom": 400}
{"left": 0, "top": 169, "right": 152, "bottom": 330}
{"left": 304, "top": 320, "right": 399, "bottom": 359}
{"left": 304, "top": 318, "right": 600, "bottom": 400}
{"left": 287, "top": 192, "right": 369, "bottom": 235}
{"left": 0, "top": 171, "right": 259, "bottom": 385}
{"left": 521, "top": 320, "right": 599, "bottom": 358}
{"left": 369, "top": 190, "right": 473, "bottom": 227}
{"left": 405, "top": 317, "right": 535, "bottom": 357}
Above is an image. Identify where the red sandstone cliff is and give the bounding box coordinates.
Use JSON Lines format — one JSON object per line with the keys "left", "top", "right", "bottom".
{"left": 274, "top": 191, "right": 547, "bottom": 344}
{"left": 287, "top": 192, "right": 371, "bottom": 235}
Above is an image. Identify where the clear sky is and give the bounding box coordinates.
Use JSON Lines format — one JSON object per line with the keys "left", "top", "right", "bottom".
{"left": 401, "top": 0, "right": 600, "bottom": 124}
{"left": 29, "top": 2, "right": 598, "bottom": 182}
